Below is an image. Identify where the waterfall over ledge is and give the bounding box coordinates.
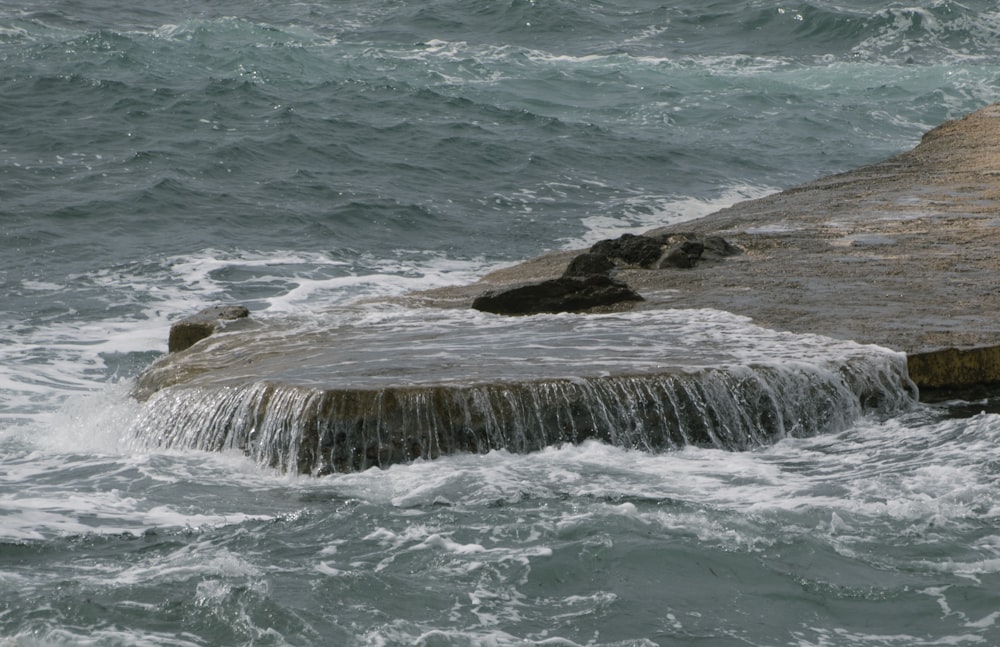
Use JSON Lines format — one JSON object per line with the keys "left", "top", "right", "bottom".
{"left": 127, "top": 104, "right": 1000, "bottom": 474}
{"left": 129, "top": 308, "right": 917, "bottom": 474}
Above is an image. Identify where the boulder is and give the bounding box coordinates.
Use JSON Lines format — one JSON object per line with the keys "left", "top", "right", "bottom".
{"left": 563, "top": 252, "right": 614, "bottom": 277}
{"left": 472, "top": 275, "right": 644, "bottom": 315}
{"left": 586, "top": 232, "right": 739, "bottom": 270}
{"left": 655, "top": 237, "right": 707, "bottom": 268}
{"left": 168, "top": 305, "right": 250, "bottom": 353}
{"left": 590, "top": 233, "right": 663, "bottom": 268}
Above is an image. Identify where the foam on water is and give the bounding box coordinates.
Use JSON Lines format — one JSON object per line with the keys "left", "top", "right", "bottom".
{"left": 298, "top": 409, "right": 1000, "bottom": 644}
{"left": 4, "top": 389, "right": 1000, "bottom": 644}
{"left": 8, "top": 373, "right": 960, "bottom": 528}
{"left": 0, "top": 246, "right": 498, "bottom": 429}
{"left": 571, "top": 183, "right": 777, "bottom": 247}
{"left": 296, "top": 406, "right": 1000, "bottom": 576}
{"left": 4, "top": 0, "right": 1000, "bottom": 643}
{"left": 851, "top": 5, "right": 1000, "bottom": 63}
{"left": 0, "top": 394, "right": 280, "bottom": 542}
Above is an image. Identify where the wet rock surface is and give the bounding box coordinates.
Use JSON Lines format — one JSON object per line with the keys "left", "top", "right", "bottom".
{"left": 472, "top": 233, "right": 738, "bottom": 315}
{"left": 416, "top": 104, "right": 1000, "bottom": 392}
{"left": 168, "top": 305, "right": 250, "bottom": 353}
{"left": 132, "top": 104, "right": 1000, "bottom": 474}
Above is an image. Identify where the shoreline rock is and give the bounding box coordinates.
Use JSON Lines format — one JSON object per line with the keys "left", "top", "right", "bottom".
{"left": 132, "top": 104, "right": 1000, "bottom": 474}
{"left": 414, "top": 103, "right": 1000, "bottom": 396}
{"left": 167, "top": 305, "right": 250, "bottom": 353}
{"left": 470, "top": 233, "right": 740, "bottom": 315}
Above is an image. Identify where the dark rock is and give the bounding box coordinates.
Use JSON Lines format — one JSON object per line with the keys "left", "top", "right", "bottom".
{"left": 168, "top": 305, "right": 250, "bottom": 353}
{"left": 657, "top": 245, "right": 695, "bottom": 269}
{"left": 590, "top": 233, "right": 663, "bottom": 268}
{"left": 563, "top": 252, "right": 614, "bottom": 277}
{"left": 582, "top": 232, "right": 739, "bottom": 274}
{"left": 702, "top": 235, "right": 742, "bottom": 259}
{"left": 656, "top": 239, "right": 707, "bottom": 269}
{"left": 472, "top": 275, "right": 644, "bottom": 315}
{"left": 680, "top": 240, "right": 705, "bottom": 260}
{"left": 650, "top": 233, "right": 742, "bottom": 267}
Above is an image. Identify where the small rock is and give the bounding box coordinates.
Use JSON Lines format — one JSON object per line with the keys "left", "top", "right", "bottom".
{"left": 168, "top": 305, "right": 250, "bottom": 353}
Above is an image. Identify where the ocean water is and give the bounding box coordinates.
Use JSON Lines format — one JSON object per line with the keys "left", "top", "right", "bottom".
{"left": 2, "top": 0, "right": 1000, "bottom": 645}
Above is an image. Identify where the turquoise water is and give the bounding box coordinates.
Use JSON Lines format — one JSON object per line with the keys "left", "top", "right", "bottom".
{"left": 3, "top": 1, "right": 1000, "bottom": 644}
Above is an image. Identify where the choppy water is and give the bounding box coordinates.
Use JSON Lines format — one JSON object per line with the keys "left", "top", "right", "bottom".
{"left": 3, "top": 1, "right": 1000, "bottom": 645}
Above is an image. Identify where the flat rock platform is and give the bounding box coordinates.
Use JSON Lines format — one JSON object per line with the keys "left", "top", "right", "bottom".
{"left": 413, "top": 104, "right": 1000, "bottom": 398}
{"left": 130, "top": 105, "right": 1000, "bottom": 473}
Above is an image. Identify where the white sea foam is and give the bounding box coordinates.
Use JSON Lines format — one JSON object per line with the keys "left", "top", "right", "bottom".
{"left": 0, "top": 247, "right": 497, "bottom": 430}
{"left": 0, "top": 455, "right": 274, "bottom": 541}
{"left": 164, "top": 248, "right": 494, "bottom": 311}
{"left": 0, "top": 629, "right": 206, "bottom": 647}
{"left": 570, "top": 183, "right": 776, "bottom": 247}
{"left": 521, "top": 47, "right": 794, "bottom": 75}
{"left": 15, "top": 383, "right": 987, "bottom": 558}
{"left": 303, "top": 403, "right": 1000, "bottom": 559}
{"left": 851, "top": 6, "right": 1000, "bottom": 64}
{"left": 114, "top": 542, "right": 261, "bottom": 586}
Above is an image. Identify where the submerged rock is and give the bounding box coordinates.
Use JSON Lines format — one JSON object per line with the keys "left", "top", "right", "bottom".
{"left": 168, "top": 305, "right": 250, "bottom": 353}
{"left": 471, "top": 274, "right": 643, "bottom": 315}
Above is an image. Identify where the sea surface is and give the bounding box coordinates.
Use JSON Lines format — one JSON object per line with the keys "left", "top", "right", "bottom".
{"left": 3, "top": 1, "right": 1000, "bottom": 645}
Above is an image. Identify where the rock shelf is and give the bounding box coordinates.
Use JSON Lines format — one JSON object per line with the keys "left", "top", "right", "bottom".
{"left": 132, "top": 105, "right": 1000, "bottom": 473}
{"left": 414, "top": 103, "right": 1000, "bottom": 397}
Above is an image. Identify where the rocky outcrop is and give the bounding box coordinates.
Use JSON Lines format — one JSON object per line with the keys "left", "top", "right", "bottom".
{"left": 563, "top": 252, "right": 615, "bottom": 277}
{"left": 132, "top": 104, "right": 1000, "bottom": 474}
{"left": 417, "top": 104, "right": 1000, "bottom": 395}
{"left": 907, "top": 347, "right": 1000, "bottom": 399}
{"left": 472, "top": 233, "right": 739, "bottom": 315}
{"left": 168, "top": 305, "right": 250, "bottom": 353}
{"left": 582, "top": 232, "right": 740, "bottom": 271}
{"left": 131, "top": 353, "right": 914, "bottom": 475}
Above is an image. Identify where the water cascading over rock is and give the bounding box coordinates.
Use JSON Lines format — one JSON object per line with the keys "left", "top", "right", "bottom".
{"left": 129, "top": 308, "right": 918, "bottom": 474}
